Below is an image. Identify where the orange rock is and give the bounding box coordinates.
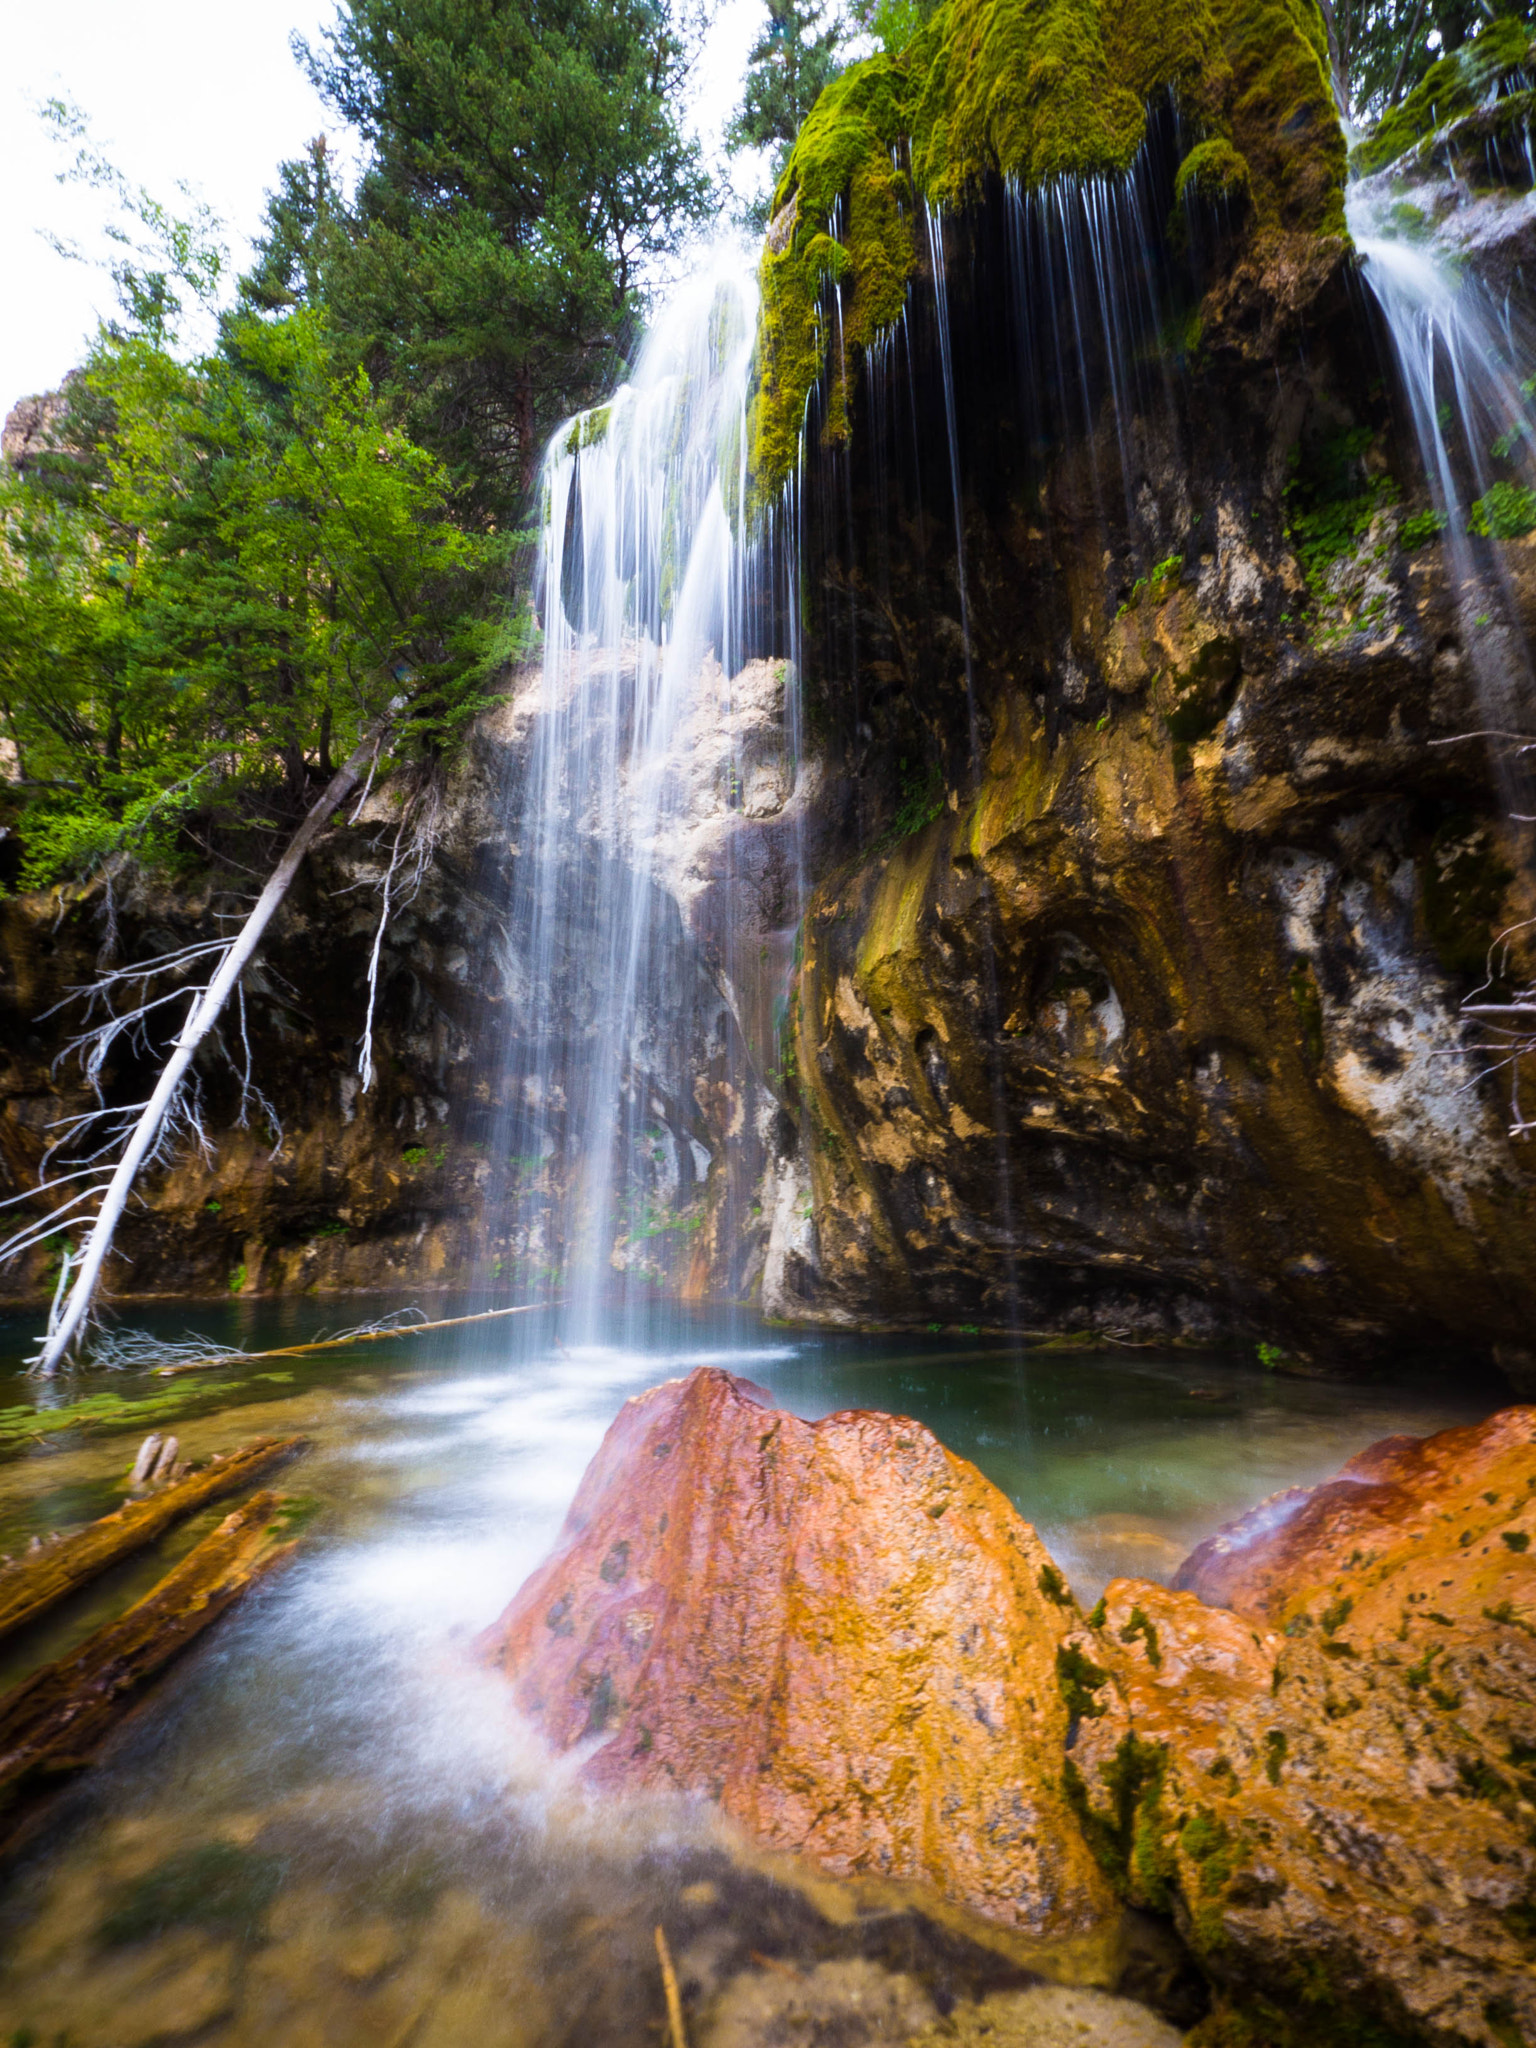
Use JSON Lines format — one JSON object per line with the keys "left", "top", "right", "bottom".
{"left": 1175, "top": 1405, "right": 1536, "bottom": 1634}
{"left": 1063, "top": 1409, "right": 1536, "bottom": 2046}
{"left": 478, "top": 1366, "right": 1115, "bottom": 1940}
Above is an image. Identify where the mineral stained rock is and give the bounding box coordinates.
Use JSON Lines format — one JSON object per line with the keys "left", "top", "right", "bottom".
{"left": 1067, "top": 1406, "right": 1536, "bottom": 2045}
{"left": 488, "top": 1375, "right": 1536, "bottom": 2046}
{"left": 477, "top": 1365, "right": 1116, "bottom": 1941}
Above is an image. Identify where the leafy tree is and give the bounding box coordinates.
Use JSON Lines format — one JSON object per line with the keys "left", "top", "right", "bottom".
{"left": 2, "top": 140, "right": 522, "bottom": 1370}
{"left": 282, "top": 0, "right": 713, "bottom": 523}
{"left": 2, "top": 143, "right": 511, "bottom": 889}
{"left": 726, "top": 0, "right": 849, "bottom": 224}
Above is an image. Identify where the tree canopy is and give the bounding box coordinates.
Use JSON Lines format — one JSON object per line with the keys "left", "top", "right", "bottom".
{"left": 2, "top": 0, "right": 714, "bottom": 889}
{"left": 288, "top": 0, "right": 713, "bottom": 523}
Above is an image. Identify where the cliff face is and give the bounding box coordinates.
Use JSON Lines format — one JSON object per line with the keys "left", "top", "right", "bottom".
{"left": 3, "top": 13, "right": 1533, "bottom": 1371}
{"left": 0, "top": 663, "right": 805, "bottom": 1313}
{"left": 749, "top": 26, "right": 1536, "bottom": 1371}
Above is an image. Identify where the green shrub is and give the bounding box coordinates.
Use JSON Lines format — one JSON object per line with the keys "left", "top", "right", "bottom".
{"left": 1468, "top": 482, "right": 1536, "bottom": 540}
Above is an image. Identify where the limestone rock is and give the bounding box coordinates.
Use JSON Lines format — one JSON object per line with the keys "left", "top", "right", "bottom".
{"left": 478, "top": 1366, "right": 1116, "bottom": 1941}
{"left": 1065, "top": 1409, "right": 1536, "bottom": 2046}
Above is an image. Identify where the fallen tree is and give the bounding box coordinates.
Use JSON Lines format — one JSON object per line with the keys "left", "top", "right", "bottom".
{"left": 0, "top": 1434, "right": 306, "bottom": 1641}
{"left": 0, "top": 1488, "right": 298, "bottom": 1854}
{"left": 23, "top": 731, "right": 385, "bottom": 1374}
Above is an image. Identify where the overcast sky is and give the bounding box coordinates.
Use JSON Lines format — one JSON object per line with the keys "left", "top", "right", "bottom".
{"left": 1, "top": 0, "right": 764, "bottom": 421}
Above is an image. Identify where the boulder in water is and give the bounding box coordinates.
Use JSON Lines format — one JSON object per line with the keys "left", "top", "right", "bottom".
{"left": 477, "top": 1365, "right": 1117, "bottom": 1942}
{"left": 1064, "top": 1407, "right": 1536, "bottom": 2045}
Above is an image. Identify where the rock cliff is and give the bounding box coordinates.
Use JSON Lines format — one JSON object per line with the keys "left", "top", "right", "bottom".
{"left": 747, "top": 13, "right": 1536, "bottom": 1367}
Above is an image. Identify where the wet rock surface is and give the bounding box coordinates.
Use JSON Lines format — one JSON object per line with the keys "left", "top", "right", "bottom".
{"left": 489, "top": 1371, "right": 1536, "bottom": 2046}
{"left": 479, "top": 1365, "right": 1117, "bottom": 1944}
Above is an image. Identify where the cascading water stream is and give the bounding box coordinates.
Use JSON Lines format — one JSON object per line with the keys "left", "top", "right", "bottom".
{"left": 1347, "top": 169, "right": 1536, "bottom": 805}
{"left": 489, "top": 250, "right": 800, "bottom": 1337}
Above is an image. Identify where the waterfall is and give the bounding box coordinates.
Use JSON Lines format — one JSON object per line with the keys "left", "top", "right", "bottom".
{"left": 486, "top": 249, "right": 805, "bottom": 1333}
{"left": 1347, "top": 169, "right": 1536, "bottom": 794}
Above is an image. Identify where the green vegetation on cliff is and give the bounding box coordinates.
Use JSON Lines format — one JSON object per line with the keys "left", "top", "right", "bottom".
{"left": 1350, "top": 15, "right": 1535, "bottom": 176}
{"left": 749, "top": 0, "right": 1346, "bottom": 494}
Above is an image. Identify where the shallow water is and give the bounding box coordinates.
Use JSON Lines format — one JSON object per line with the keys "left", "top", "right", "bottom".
{"left": 0, "top": 1302, "right": 1494, "bottom": 2044}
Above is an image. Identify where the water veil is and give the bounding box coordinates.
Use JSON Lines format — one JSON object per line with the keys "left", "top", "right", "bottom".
{"left": 484, "top": 247, "right": 805, "bottom": 1338}
{"left": 1346, "top": 164, "right": 1536, "bottom": 806}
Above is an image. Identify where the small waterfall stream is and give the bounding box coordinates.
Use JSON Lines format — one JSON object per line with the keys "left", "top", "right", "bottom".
{"left": 490, "top": 251, "right": 804, "bottom": 1332}
{"left": 1348, "top": 168, "right": 1536, "bottom": 783}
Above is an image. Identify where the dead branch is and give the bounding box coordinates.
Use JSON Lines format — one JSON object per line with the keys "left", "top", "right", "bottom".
{"left": 358, "top": 772, "right": 446, "bottom": 1094}
{"left": 0, "top": 1435, "right": 307, "bottom": 1642}
{"left": 152, "top": 1300, "right": 551, "bottom": 1376}
{"left": 21, "top": 723, "right": 388, "bottom": 1373}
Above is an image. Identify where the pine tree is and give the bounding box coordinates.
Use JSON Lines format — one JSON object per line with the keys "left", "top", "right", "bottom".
{"left": 725, "top": 0, "right": 847, "bottom": 226}
{"left": 277, "top": 0, "right": 713, "bottom": 526}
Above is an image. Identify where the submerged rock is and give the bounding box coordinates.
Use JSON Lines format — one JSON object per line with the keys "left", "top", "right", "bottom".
{"left": 478, "top": 1365, "right": 1116, "bottom": 1941}
{"left": 488, "top": 1373, "right": 1536, "bottom": 2046}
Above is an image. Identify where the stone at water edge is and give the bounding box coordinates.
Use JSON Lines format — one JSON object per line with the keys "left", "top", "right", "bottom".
{"left": 476, "top": 1365, "right": 1117, "bottom": 1942}
{"left": 1175, "top": 1402, "right": 1536, "bottom": 1640}
{"left": 1062, "top": 1407, "right": 1536, "bottom": 2048}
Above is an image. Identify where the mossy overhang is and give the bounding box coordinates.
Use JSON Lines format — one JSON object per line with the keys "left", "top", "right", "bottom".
{"left": 748, "top": 0, "right": 1348, "bottom": 497}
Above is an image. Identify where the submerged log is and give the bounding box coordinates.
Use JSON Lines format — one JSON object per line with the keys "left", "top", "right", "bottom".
{"left": 0, "top": 1434, "right": 306, "bottom": 1643}
{"left": 151, "top": 1300, "right": 553, "bottom": 1377}
{"left": 0, "top": 1489, "right": 297, "bottom": 1851}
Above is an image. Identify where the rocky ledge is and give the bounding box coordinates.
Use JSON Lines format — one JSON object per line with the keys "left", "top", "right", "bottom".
{"left": 481, "top": 1369, "right": 1536, "bottom": 2047}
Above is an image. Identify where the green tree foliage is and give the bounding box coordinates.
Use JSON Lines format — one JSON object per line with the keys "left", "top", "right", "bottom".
{"left": 1, "top": 153, "right": 511, "bottom": 888}
{"left": 727, "top": 0, "right": 851, "bottom": 220}
{"left": 286, "top": 0, "right": 713, "bottom": 523}
{"left": 1319, "top": 0, "right": 1531, "bottom": 123}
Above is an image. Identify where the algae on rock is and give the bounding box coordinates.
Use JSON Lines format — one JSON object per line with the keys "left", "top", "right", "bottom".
{"left": 749, "top": 0, "right": 1346, "bottom": 493}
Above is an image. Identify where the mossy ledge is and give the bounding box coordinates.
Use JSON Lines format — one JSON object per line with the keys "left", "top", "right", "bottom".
{"left": 1350, "top": 18, "right": 1535, "bottom": 178}
{"left": 749, "top": 0, "right": 1347, "bottom": 495}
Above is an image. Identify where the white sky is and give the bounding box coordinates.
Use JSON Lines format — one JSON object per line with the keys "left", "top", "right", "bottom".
{"left": 1, "top": 0, "right": 765, "bottom": 422}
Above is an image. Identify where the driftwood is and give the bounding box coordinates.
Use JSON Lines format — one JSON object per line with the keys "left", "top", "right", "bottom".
{"left": 152, "top": 1301, "right": 552, "bottom": 1377}
{"left": 0, "top": 1489, "right": 297, "bottom": 1853}
{"left": 0, "top": 1435, "right": 306, "bottom": 1643}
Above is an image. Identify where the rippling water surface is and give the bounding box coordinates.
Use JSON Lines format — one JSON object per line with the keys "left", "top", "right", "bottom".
{"left": 0, "top": 1302, "right": 1493, "bottom": 2044}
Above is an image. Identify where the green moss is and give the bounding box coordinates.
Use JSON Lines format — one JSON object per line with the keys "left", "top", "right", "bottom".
{"left": 1320, "top": 1593, "right": 1353, "bottom": 1637}
{"left": 564, "top": 403, "right": 612, "bottom": 456}
{"left": 1038, "top": 1562, "right": 1075, "bottom": 1607}
{"left": 750, "top": 0, "right": 1346, "bottom": 494}
{"left": 1263, "top": 1728, "right": 1287, "bottom": 1784}
{"left": 1057, "top": 1640, "right": 1111, "bottom": 1717}
{"left": 1181, "top": 1804, "right": 1235, "bottom": 1947}
{"left": 1063, "top": 1732, "right": 1173, "bottom": 1909}
{"left": 1118, "top": 1603, "right": 1163, "bottom": 1668}
{"left": 1352, "top": 19, "right": 1534, "bottom": 178}
{"left": 1176, "top": 136, "right": 1252, "bottom": 207}
{"left": 1455, "top": 1753, "right": 1513, "bottom": 1802}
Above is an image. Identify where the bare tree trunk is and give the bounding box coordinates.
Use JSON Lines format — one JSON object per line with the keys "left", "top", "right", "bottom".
{"left": 33, "top": 727, "right": 386, "bottom": 1374}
